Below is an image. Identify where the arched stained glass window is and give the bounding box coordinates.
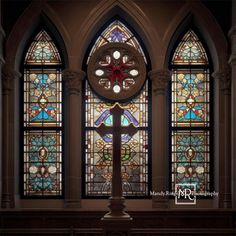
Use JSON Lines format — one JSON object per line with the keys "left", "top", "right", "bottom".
{"left": 84, "top": 20, "right": 149, "bottom": 197}
{"left": 23, "top": 30, "right": 63, "bottom": 196}
{"left": 171, "top": 30, "right": 211, "bottom": 194}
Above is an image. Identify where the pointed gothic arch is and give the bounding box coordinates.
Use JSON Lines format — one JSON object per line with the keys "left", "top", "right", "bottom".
{"left": 163, "top": 1, "right": 228, "bottom": 71}
{"left": 72, "top": 0, "right": 161, "bottom": 69}
{"left": 5, "top": 1, "right": 69, "bottom": 71}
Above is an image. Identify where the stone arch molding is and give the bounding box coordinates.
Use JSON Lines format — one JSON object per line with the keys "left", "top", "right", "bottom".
{"left": 4, "top": 0, "right": 229, "bottom": 78}
{"left": 73, "top": 0, "right": 162, "bottom": 69}
{"left": 163, "top": 1, "right": 228, "bottom": 72}
{"left": 5, "top": 1, "right": 70, "bottom": 72}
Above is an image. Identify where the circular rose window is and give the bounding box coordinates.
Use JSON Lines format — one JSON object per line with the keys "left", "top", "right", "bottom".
{"left": 87, "top": 42, "right": 146, "bottom": 101}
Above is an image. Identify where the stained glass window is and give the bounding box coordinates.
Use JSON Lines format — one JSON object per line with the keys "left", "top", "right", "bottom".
{"left": 171, "top": 30, "right": 211, "bottom": 193}
{"left": 25, "top": 30, "right": 61, "bottom": 65}
{"left": 84, "top": 20, "right": 149, "bottom": 197}
{"left": 23, "top": 30, "right": 63, "bottom": 196}
{"left": 172, "top": 31, "right": 208, "bottom": 65}
{"left": 87, "top": 20, "right": 146, "bottom": 63}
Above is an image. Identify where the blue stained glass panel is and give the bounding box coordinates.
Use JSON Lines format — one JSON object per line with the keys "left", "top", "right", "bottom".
{"left": 94, "top": 109, "right": 139, "bottom": 127}
{"left": 24, "top": 131, "right": 62, "bottom": 196}
{"left": 171, "top": 131, "right": 210, "bottom": 192}
{"left": 108, "top": 29, "right": 127, "bottom": 42}
{"left": 24, "top": 70, "right": 62, "bottom": 127}
{"left": 95, "top": 110, "right": 112, "bottom": 126}
{"left": 172, "top": 70, "right": 210, "bottom": 127}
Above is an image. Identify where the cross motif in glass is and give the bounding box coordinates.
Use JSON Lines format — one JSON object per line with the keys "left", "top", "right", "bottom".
{"left": 96, "top": 104, "right": 137, "bottom": 197}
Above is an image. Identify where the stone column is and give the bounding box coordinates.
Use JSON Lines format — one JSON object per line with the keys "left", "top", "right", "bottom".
{"left": 0, "top": 0, "right": 5, "bottom": 203}
{"left": 62, "top": 69, "right": 85, "bottom": 208}
{"left": 148, "top": 69, "right": 171, "bottom": 208}
{"left": 1, "top": 65, "right": 20, "bottom": 208}
{"left": 229, "top": 0, "right": 236, "bottom": 208}
{"left": 213, "top": 70, "right": 232, "bottom": 208}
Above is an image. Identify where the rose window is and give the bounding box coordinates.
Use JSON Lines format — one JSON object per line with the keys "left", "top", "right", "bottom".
{"left": 88, "top": 42, "right": 146, "bottom": 101}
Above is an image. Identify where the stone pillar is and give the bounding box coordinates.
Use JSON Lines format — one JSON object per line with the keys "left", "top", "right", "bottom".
{"left": 1, "top": 65, "right": 20, "bottom": 208}
{"left": 229, "top": 0, "right": 236, "bottom": 208}
{"left": 63, "top": 69, "right": 85, "bottom": 208}
{"left": 0, "top": 0, "right": 5, "bottom": 203}
{"left": 148, "top": 69, "right": 171, "bottom": 208}
{"left": 213, "top": 70, "right": 232, "bottom": 208}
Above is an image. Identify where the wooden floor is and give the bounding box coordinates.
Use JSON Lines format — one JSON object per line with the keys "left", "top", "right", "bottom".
{"left": 0, "top": 209, "right": 235, "bottom": 235}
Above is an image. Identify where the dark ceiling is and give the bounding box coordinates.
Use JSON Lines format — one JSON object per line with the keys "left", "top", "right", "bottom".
{"left": 1, "top": 0, "right": 232, "bottom": 38}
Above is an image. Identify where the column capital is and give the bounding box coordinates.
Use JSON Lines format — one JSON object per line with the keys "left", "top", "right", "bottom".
{"left": 0, "top": 26, "right": 6, "bottom": 36}
{"left": 0, "top": 26, "right": 6, "bottom": 66}
{"left": 212, "top": 70, "right": 231, "bottom": 94}
{"left": 229, "top": 56, "right": 236, "bottom": 66}
{"left": 2, "top": 65, "right": 21, "bottom": 93}
{"left": 62, "top": 69, "right": 85, "bottom": 95}
{"left": 0, "top": 56, "right": 5, "bottom": 66}
{"left": 228, "top": 26, "right": 236, "bottom": 39}
{"left": 148, "top": 69, "right": 171, "bottom": 95}
{"left": 0, "top": 26, "right": 6, "bottom": 44}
